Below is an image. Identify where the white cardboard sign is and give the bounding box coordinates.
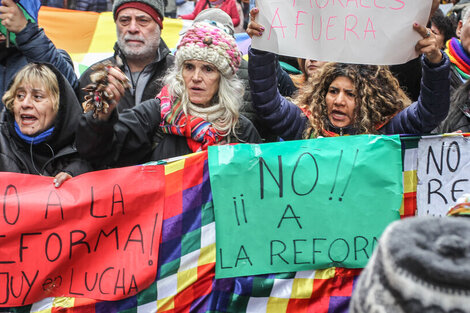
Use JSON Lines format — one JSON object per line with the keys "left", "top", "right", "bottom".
{"left": 252, "top": 0, "right": 431, "bottom": 65}
{"left": 417, "top": 136, "right": 470, "bottom": 216}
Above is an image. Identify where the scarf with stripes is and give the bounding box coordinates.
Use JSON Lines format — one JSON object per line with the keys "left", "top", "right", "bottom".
{"left": 445, "top": 37, "right": 470, "bottom": 81}
{"left": 159, "top": 86, "right": 226, "bottom": 152}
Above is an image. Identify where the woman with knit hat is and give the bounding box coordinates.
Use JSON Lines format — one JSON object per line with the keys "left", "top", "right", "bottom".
{"left": 76, "top": 21, "right": 261, "bottom": 168}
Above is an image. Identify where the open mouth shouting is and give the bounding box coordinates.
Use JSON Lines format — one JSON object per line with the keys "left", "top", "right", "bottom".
{"left": 16, "top": 112, "right": 41, "bottom": 135}
{"left": 13, "top": 85, "right": 57, "bottom": 137}
{"left": 330, "top": 109, "right": 348, "bottom": 122}
{"left": 20, "top": 113, "right": 38, "bottom": 125}
{"left": 325, "top": 76, "right": 356, "bottom": 129}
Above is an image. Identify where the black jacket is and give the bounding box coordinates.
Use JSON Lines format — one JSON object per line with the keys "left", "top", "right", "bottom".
{"left": 76, "top": 98, "right": 262, "bottom": 168}
{"left": 237, "top": 58, "right": 294, "bottom": 142}
{"left": 436, "top": 77, "right": 470, "bottom": 133}
{"left": 450, "top": 65, "right": 465, "bottom": 94}
{"left": 0, "top": 63, "right": 93, "bottom": 177}
{"left": 78, "top": 40, "right": 175, "bottom": 112}
{"left": 390, "top": 57, "right": 422, "bottom": 102}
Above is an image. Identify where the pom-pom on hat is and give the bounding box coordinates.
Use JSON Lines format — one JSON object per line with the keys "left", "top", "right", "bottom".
{"left": 176, "top": 21, "right": 242, "bottom": 77}
{"left": 113, "top": 0, "right": 164, "bottom": 29}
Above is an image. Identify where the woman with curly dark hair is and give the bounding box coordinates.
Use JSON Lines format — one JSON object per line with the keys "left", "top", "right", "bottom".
{"left": 297, "top": 63, "right": 412, "bottom": 138}
{"left": 246, "top": 8, "right": 451, "bottom": 139}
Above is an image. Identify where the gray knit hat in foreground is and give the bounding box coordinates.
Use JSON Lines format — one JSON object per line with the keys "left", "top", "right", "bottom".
{"left": 350, "top": 216, "right": 470, "bottom": 313}
{"left": 113, "top": 0, "right": 165, "bottom": 26}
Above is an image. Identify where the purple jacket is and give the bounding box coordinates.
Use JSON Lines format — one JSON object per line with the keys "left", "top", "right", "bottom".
{"left": 248, "top": 48, "right": 451, "bottom": 139}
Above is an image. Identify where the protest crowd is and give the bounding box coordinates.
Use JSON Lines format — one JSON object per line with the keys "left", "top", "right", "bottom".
{"left": 1, "top": 0, "right": 470, "bottom": 311}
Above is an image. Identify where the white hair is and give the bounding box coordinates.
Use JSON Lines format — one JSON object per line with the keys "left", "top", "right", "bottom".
{"left": 162, "top": 65, "right": 244, "bottom": 141}
{"left": 462, "top": 6, "right": 470, "bottom": 25}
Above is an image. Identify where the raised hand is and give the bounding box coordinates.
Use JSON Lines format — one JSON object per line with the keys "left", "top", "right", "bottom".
{"left": 413, "top": 22, "right": 443, "bottom": 64}
{"left": 0, "top": 0, "right": 28, "bottom": 34}
{"left": 246, "top": 8, "right": 265, "bottom": 39}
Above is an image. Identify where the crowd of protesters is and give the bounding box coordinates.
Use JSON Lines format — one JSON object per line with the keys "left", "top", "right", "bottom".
{"left": 1, "top": 0, "right": 470, "bottom": 310}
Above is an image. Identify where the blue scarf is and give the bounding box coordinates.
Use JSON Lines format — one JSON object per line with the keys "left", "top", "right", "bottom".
{"left": 14, "top": 122, "right": 54, "bottom": 145}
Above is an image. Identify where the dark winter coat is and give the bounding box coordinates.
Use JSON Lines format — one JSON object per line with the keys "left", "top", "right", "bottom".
{"left": 435, "top": 78, "right": 470, "bottom": 133}
{"left": 0, "top": 21, "right": 78, "bottom": 110}
{"left": 248, "top": 48, "right": 451, "bottom": 139}
{"left": 237, "top": 58, "right": 295, "bottom": 142}
{"left": 78, "top": 40, "right": 175, "bottom": 112}
{"left": 76, "top": 98, "right": 262, "bottom": 168}
{"left": 449, "top": 65, "right": 466, "bottom": 94}
{"left": 0, "top": 63, "right": 93, "bottom": 177}
{"left": 433, "top": 62, "right": 469, "bottom": 133}
{"left": 389, "top": 56, "right": 422, "bottom": 102}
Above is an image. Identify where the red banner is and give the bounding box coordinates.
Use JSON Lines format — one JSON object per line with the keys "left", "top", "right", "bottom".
{"left": 0, "top": 165, "right": 164, "bottom": 306}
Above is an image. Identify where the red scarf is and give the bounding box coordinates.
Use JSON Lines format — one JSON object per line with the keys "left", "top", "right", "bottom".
{"left": 158, "top": 86, "right": 226, "bottom": 152}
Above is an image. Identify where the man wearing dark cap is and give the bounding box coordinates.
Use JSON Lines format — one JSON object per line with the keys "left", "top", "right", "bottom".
{"left": 78, "top": 0, "right": 174, "bottom": 112}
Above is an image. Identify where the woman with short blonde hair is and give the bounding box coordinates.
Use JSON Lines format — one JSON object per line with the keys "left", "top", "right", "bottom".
{"left": 0, "top": 63, "right": 93, "bottom": 187}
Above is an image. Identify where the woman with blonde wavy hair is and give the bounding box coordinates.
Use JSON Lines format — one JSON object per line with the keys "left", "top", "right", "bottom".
{"left": 246, "top": 8, "right": 451, "bottom": 140}
{"left": 76, "top": 21, "right": 261, "bottom": 168}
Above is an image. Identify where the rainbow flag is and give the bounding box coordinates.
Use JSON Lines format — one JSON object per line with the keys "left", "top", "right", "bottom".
{"left": 401, "top": 136, "right": 419, "bottom": 218}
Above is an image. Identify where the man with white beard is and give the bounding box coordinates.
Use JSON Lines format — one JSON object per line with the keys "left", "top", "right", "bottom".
{"left": 78, "top": 0, "right": 174, "bottom": 112}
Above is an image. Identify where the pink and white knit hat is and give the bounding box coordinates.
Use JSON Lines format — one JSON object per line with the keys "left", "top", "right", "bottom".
{"left": 176, "top": 22, "right": 242, "bottom": 77}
